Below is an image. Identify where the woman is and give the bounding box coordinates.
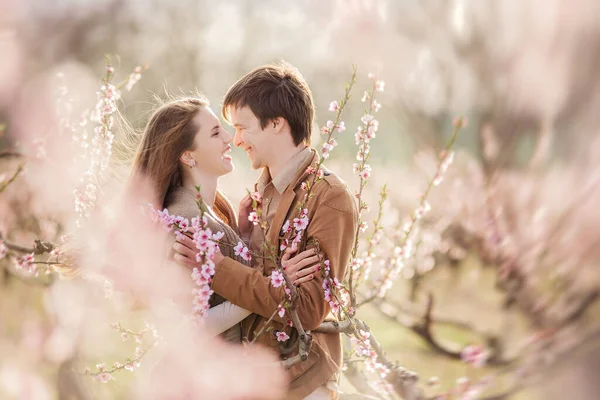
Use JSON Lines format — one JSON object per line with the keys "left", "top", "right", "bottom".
{"left": 130, "top": 96, "right": 318, "bottom": 342}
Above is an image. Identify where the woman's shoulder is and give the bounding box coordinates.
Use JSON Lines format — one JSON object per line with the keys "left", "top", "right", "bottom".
{"left": 164, "top": 187, "right": 200, "bottom": 220}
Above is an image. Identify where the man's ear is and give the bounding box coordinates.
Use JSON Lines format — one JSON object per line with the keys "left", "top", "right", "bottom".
{"left": 271, "top": 117, "right": 286, "bottom": 134}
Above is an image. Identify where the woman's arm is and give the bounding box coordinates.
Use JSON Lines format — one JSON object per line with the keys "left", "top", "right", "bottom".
{"left": 202, "top": 301, "right": 251, "bottom": 336}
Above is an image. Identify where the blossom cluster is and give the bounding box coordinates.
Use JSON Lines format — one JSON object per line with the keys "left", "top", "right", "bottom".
{"left": 372, "top": 149, "right": 455, "bottom": 299}
{"left": 72, "top": 63, "right": 144, "bottom": 227}
{"left": 153, "top": 207, "right": 222, "bottom": 319}
{"left": 85, "top": 322, "right": 159, "bottom": 383}
{"left": 320, "top": 259, "right": 351, "bottom": 317}
{"left": 350, "top": 329, "right": 394, "bottom": 396}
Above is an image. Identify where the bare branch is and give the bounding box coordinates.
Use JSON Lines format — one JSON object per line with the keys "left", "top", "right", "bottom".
{"left": 3, "top": 238, "right": 56, "bottom": 255}
{"left": 0, "top": 150, "right": 22, "bottom": 158}
{"left": 314, "top": 319, "right": 354, "bottom": 334}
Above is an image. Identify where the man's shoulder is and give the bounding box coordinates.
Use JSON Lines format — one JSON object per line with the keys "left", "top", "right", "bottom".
{"left": 313, "top": 169, "right": 356, "bottom": 213}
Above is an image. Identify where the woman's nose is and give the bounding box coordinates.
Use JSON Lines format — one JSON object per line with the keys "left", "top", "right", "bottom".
{"left": 223, "top": 128, "right": 233, "bottom": 144}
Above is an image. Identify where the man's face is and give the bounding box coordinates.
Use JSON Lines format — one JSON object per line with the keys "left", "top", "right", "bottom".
{"left": 230, "top": 106, "right": 274, "bottom": 170}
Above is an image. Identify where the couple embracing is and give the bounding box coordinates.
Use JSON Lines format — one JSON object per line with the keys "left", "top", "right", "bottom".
{"left": 131, "top": 62, "right": 358, "bottom": 399}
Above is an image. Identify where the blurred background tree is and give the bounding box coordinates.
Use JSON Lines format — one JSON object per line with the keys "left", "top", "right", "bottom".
{"left": 2, "top": 0, "right": 600, "bottom": 399}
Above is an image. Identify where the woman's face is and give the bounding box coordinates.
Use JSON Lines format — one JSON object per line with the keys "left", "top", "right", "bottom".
{"left": 187, "top": 106, "right": 234, "bottom": 177}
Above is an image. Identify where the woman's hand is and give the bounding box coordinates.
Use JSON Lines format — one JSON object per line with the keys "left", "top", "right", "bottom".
{"left": 174, "top": 234, "right": 224, "bottom": 267}
{"left": 237, "top": 194, "right": 255, "bottom": 241}
{"left": 281, "top": 248, "right": 323, "bottom": 286}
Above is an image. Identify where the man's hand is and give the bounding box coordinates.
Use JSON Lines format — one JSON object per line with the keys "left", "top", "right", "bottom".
{"left": 173, "top": 235, "right": 225, "bottom": 268}
{"left": 238, "top": 194, "right": 256, "bottom": 241}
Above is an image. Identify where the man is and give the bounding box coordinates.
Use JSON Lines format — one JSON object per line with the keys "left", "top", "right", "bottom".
{"left": 175, "top": 62, "right": 357, "bottom": 399}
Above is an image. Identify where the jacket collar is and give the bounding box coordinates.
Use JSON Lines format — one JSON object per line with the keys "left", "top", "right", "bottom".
{"left": 266, "top": 149, "right": 320, "bottom": 245}
{"left": 255, "top": 146, "right": 313, "bottom": 195}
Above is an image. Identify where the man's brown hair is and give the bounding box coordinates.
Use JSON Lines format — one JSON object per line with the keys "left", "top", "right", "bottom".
{"left": 222, "top": 62, "right": 315, "bottom": 146}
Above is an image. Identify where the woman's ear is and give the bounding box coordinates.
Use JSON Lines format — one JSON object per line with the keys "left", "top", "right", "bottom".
{"left": 180, "top": 151, "right": 196, "bottom": 168}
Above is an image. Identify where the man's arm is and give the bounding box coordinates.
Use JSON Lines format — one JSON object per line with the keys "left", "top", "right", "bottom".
{"left": 210, "top": 185, "right": 357, "bottom": 331}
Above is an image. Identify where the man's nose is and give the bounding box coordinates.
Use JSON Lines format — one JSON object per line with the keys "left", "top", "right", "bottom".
{"left": 233, "top": 130, "right": 243, "bottom": 147}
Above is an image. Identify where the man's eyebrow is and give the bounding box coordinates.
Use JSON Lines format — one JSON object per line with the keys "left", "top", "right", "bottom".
{"left": 233, "top": 123, "right": 244, "bottom": 128}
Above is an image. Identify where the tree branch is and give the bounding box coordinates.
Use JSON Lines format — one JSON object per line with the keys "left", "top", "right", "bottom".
{"left": 0, "top": 150, "right": 22, "bottom": 158}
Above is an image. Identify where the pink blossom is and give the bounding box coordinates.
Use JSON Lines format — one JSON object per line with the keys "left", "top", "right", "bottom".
{"left": 355, "top": 128, "right": 364, "bottom": 145}
{"left": 126, "top": 67, "right": 142, "bottom": 91}
{"left": 281, "top": 220, "right": 291, "bottom": 234}
{"left": 361, "top": 91, "right": 370, "bottom": 102}
{"left": 240, "top": 247, "right": 251, "bottom": 262}
{"left": 300, "top": 182, "right": 308, "bottom": 191}
{"left": 333, "top": 277, "right": 342, "bottom": 289}
{"left": 95, "top": 373, "right": 114, "bottom": 383}
{"left": 440, "top": 151, "right": 455, "bottom": 173}
{"left": 360, "top": 165, "right": 372, "bottom": 180}
{"left": 194, "top": 229, "right": 210, "bottom": 245}
{"left": 316, "top": 169, "right": 325, "bottom": 179}
{"left": 337, "top": 121, "right": 346, "bottom": 132}
{"left": 461, "top": 345, "right": 488, "bottom": 368}
{"left": 278, "top": 306, "right": 286, "bottom": 318}
{"left": 212, "top": 231, "right": 225, "bottom": 240}
{"left": 305, "top": 166, "right": 316, "bottom": 175}
{"left": 250, "top": 192, "right": 262, "bottom": 202}
{"left": 321, "top": 142, "right": 334, "bottom": 159}
{"left": 432, "top": 173, "right": 443, "bottom": 186}
{"left": 359, "top": 221, "right": 368, "bottom": 233}
{"left": 330, "top": 302, "right": 340, "bottom": 314}
{"left": 174, "top": 230, "right": 186, "bottom": 241}
{"left": 290, "top": 234, "right": 302, "bottom": 252}
{"left": 293, "top": 216, "right": 309, "bottom": 231}
{"left": 275, "top": 331, "right": 289, "bottom": 342}
{"left": 328, "top": 101, "right": 339, "bottom": 112}
{"left": 375, "top": 80, "right": 385, "bottom": 92}
{"left": 351, "top": 258, "right": 363, "bottom": 271}
{"left": 16, "top": 253, "right": 35, "bottom": 273}
{"left": 96, "top": 363, "right": 105, "bottom": 371}
{"left": 373, "top": 100, "right": 382, "bottom": 112}
{"left": 178, "top": 218, "right": 190, "bottom": 232}
{"left": 453, "top": 116, "right": 467, "bottom": 129}
{"left": 248, "top": 211, "right": 259, "bottom": 225}
{"left": 201, "top": 261, "right": 216, "bottom": 278}
{"left": 234, "top": 242, "right": 251, "bottom": 261}
{"left": 361, "top": 114, "right": 374, "bottom": 125}
{"left": 280, "top": 239, "right": 288, "bottom": 252}
{"left": 270, "top": 270, "right": 285, "bottom": 287}
{"left": 415, "top": 202, "right": 431, "bottom": 219}
{"left": 191, "top": 216, "right": 201, "bottom": 230}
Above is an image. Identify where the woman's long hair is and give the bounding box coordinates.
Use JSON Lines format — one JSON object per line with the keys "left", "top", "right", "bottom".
{"left": 130, "top": 96, "right": 207, "bottom": 209}
{"left": 129, "top": 96, "right": 237, "bottom": 229}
